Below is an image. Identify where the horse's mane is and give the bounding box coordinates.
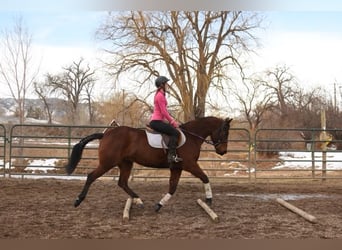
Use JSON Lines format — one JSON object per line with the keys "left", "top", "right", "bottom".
{"left": 180, "top": 116, "right": 224, "bottom": 132}
{"left": 181, "top": 116, "right": 223, "bottom": 126}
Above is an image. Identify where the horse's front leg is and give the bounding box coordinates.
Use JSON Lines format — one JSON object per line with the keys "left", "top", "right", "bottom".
{"left": 186, "top": 162, "right": 213, "bottom": 206}
{"left": 155, "top": 168, "right": 182, "bottom": 212}
{"left": 203, "top": 182, "right": 213, "bottom": 206}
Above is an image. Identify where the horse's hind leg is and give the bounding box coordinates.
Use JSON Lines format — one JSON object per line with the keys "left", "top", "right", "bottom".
{"left": 74, "top": 166, "right": 108, "bottom": 207}
{"left": 118, "top": 160, "right": 144, "bottom": 207}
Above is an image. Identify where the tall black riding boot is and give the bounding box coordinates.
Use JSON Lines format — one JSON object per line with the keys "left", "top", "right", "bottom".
{"left": 167, "top": 136, "right": 183, "bottom": 168}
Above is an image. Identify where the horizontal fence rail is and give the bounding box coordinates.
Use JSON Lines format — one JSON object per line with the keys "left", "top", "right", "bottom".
{"left": 5, "top": 124, "right": 251, "bottom": 181}
{"left": 130, "top": 128, "right": 251, "bottom": 181}
{"left": 197, "top": 128, "right": 251, "bottom": 180}
{"left": 254, "top": 128, "right": 342, "bottom": 180}
{"left": 1, "top": 123, "right": 342, "bottom": 181}
{"left": 8, "top": 124, "right": 111, "bottom": 179}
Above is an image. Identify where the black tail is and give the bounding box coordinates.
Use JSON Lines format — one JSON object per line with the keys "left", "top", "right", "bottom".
{"left": 65, "top": 133, "right": 104, "bottom": 175}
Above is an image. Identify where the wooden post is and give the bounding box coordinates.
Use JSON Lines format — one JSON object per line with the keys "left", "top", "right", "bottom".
{"left": 320, "top": 109, "right": 327, "bottom": 181}
{"left": 276, "top": 198, "right": 317, "bottom": 223}
{"left": 310, "top": 132, "right": 315, "bottom": 179}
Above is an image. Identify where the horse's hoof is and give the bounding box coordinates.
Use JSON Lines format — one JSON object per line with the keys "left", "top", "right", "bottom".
{"left": 154, "top": 203, "right": 162, "bottom": 212}
{"left": 136, "top": 203, "right": 144, "bottom": 209}
{"left": 205, "top": 198, "right": 212, "bottom": 206}
{"left": 133, "top": 198, "right": 144, "bottom": 209}
{"left": 74, "top": 198, "right": 82, "bottom": 207}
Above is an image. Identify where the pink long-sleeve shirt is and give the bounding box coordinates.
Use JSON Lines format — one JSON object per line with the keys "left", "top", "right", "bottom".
{"left": 150, "top": 90, "right": 174, "bottom": 123}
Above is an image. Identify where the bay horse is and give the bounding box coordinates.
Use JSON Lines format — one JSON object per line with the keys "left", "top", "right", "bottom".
{"left": 65, "top": 116, "right": 233, "bottom": 212}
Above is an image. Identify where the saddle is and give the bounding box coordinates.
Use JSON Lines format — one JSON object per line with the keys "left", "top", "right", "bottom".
{"left": 145, "top": 125, "right": 186, "bottom": 149}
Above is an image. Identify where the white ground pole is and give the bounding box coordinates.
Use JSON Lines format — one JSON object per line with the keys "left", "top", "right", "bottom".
{"left": 197, "top": 199, "right": 219, "bottom": 222}
{"left": 276, "top": 198, "right": 317, "bottom": 223}
{"left": 123, "top": 198, "right": 133, "bottom": 221}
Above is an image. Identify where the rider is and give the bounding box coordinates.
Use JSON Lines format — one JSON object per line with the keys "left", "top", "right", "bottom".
{"left": 149, "top": 76, "right": 183, "bottom": 169}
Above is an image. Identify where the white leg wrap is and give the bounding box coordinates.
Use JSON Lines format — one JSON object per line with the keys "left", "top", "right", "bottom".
{"left": 159, "top": 193, "right": 172, "bottom": 206}
{"left": 204, "top": 183, "right": 212, "bottom": 199}
{"left": 133, "top": 198, "right": 143, "bottom": 206}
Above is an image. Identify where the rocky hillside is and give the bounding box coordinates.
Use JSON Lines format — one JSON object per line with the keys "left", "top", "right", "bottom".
{"left": 0, "top": 98, "right": 69, "bottom": 124}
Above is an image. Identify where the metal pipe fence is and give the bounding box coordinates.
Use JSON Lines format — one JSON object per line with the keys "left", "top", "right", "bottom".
{"left": 5, "top": 124, "right": 251, "bottom": 180}
{"left": 254, "top": 128, "right": 342, "bottom": 180}
{"left": 8, "top": 124, "right": 109, "bottom": 179}
{"left": 2, "top": 123, "right": 342, "bottom": 181}
{"left": 130, "top": 128, "right": 251, "bottom": 181}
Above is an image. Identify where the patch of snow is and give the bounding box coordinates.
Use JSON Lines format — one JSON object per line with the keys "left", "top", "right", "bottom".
{"left": 273, "top": 151, "right": 342, "bottom": 170}
{"left": 24, "top": 159, "right": 58, "bottom": 173}
{"left": 220, "top": 192, "right": 334, "bottom": 201}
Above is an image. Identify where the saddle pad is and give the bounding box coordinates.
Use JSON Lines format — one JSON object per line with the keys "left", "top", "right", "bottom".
{"left": 145, "top": 129, "right": 186, "bottom": 149}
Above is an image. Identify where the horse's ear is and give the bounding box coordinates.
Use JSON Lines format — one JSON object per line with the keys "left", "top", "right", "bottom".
{"left": 225, "top": 118, "right": 233, "bottom": 124}
{"left": 223, "top": 118, "right": 232, "bottom": 130}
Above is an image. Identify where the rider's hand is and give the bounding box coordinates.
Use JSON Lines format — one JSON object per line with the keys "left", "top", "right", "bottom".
{"left": 171, "top": 120, "right": 179, "bottom": 128}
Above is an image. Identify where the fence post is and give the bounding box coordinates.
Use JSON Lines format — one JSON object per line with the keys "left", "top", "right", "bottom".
{"left": 320, "top": 109, "right": 327, "bottom": 181}
{"left": 67, "top": 126, "right": 72, "bottom": 163}
{"left": 0, "top": 124, "right": 6, "bottom": 177}
{"left": 310, "top": 130, "right": 315, "bottom": 179}
{"left": 253, "top": 130, "right": 259, "bottom": 181}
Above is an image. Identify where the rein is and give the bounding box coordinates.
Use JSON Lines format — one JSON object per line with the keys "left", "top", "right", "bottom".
{"left": 180, "top": 128, "right": 227, "bottom": 147}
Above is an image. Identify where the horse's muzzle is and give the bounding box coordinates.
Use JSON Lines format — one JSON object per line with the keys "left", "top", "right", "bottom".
{"left": 216, "top": 149, "right": 227, "bottom": 155}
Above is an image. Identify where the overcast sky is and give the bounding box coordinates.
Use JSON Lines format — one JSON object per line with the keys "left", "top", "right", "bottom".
{"left": 256, "top": 11, "right": 342, "bottom": 88}
{"left": 1, "top": 1, "right": 342, "bottom": 103}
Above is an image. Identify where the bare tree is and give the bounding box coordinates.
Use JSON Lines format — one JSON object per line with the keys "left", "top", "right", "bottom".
{"left": 0, "top": 16, "right": 39, "bottom": 124}
{"left": 84, "top": 82, "right": 96, "bottom": 124}
{"left": 260, "top": 65, "right": 298, "bottom": 118}
{"left": 232, "top": 76, "right": 274, "bottom": 134}
{"left": 46, "top": 58, "right": 96, "bottom": 125}
{"left": 97, "top": 11, "right": 262, "bottom": 121}
{"left": 33, "top": 81, "right": 53, "bottom": 124}
{"left": 96, "top": 91, "right": 152, "bottom": 127}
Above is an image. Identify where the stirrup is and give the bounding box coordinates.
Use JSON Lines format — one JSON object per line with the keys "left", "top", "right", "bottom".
{"left": 172, "top": 155, "right": 183, "bottom": 163}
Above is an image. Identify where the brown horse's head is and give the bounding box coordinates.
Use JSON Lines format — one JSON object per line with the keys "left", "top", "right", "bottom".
{"left": 210, "top": 118, "right": 233, "bottom": 155}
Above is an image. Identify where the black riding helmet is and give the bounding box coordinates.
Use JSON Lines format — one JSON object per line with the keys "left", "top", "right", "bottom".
{"left": 155, "top": 76, "right": 170, "bottom": 88}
